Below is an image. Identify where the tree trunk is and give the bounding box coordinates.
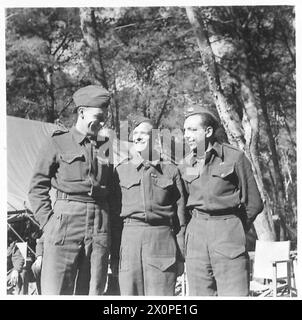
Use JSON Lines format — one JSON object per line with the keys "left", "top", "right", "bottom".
{"left": 156, "top": 85, "right": 172, "bottom": 128}
{"left": 112, "top": 74, "right": 120, "bottom": 137}
{"left": 42, "top": 65, "right": 56, "bottom": 123}
{"left": 256, "top": 73, "right": 294, "bottom": 240}
{"left": 79, "top": 8, "right": 108, "bottom": 89}
{"left": 239, "top": 73, "right": 275, "bottom": 240}
{"left": 186, "top": 7, "right": 275, "bottom": 240}
{"left": 257, "top": 75, "right": 287, "bottom": 203}
{"left": 185, "top": 8, "right": 245, "bottom": 149}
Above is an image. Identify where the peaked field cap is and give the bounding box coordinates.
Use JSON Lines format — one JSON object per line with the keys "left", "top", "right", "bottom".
{"left": 184, "top": 105, "right": 218, "bottom": 121}
{"left": 73, "top": 85, "right": 111, "bottom": 108}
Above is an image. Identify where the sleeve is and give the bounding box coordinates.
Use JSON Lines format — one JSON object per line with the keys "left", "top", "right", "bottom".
{"left": 35, "top": 235, "right": 44, "bottom": 257}
{"left": 177, "top": 162, "right": 190, "bottom": 195}
{"left": 173, "top": 168, "right": 188, "bottom": 261}
{"left": 28, "top": 138, "right": 58, "bottom": 230}
{"left": 236, "top": 152, "right": 264, "bottom": 231}
{"left": 11, "top": 245, "right": 25, "bottom": 272}
{"left": 107, "top": 166, "right": 123, "bottom": 266}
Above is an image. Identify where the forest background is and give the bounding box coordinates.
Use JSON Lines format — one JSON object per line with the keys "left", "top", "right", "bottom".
{"left": 5, "top": 6, "right": 296, "bottom": 247}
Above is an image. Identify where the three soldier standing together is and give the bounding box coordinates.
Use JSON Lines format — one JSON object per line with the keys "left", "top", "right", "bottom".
{"left": 28, "top": 85, "right": 263, "bottom": 296}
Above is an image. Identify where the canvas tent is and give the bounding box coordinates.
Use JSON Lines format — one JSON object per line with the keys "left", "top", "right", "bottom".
{"left": 6, "top": 116, "right": 59, "bottom": 284}
{"left": 7, "top": 116, "right": 57, "bottom": 216}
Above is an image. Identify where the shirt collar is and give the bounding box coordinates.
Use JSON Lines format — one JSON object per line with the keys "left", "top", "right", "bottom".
{"left": 204, "top": 142, "right": 224, "bottom": 164}
{"left": 208, "top": 142, "right": 223, "bottom": 160}
{"left": 71, "top": 126, "right": 88, "bottom": 145}
{"left": 71, "top": 126, "right": 99, "bottom": 145}
{"left": 128, "top": 146, "right": 161, "bottom": 170}
{"left": 187, "top": 141, "right": 223, "bottom": 166}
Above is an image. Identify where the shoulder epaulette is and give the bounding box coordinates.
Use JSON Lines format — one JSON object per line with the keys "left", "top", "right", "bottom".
{"left": 115, "top": 154, "right": 130, "bottom": 168}
{"left": 160, "top": 161, "right": 178, "bottom": 178}
{"left": 51, "top": 125, "right": 69, "bottom": 137}
{"left": 222, "top": 142, "right": 241, "bottom": 152}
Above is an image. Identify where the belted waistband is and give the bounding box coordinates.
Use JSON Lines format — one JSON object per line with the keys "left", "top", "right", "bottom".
{"left": 56, "top": 190, "right": 97, "bottom": 203}
{"left": 191, "top": 208, "right": 240, "bottom": 220}
{"left": 123, "top": 217, "right": 172, "bottom": 227}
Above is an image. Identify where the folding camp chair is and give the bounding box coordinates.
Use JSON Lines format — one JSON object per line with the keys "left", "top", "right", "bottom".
{"left": 249, "top": 240, "right": 296, "bottom": 297}
{"left": 180, "top": 264, "right": 187, "bottom": 296}
{"left": 16, "top": 242, "right": 41, "bottom": 295}
{"left": 14, "top": 242, "right": 32, "bottom": 294}
{"left": 15, "top": 242, "right": 28, "bottom": 265}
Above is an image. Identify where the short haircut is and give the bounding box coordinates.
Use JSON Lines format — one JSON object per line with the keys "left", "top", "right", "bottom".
{"left": 198, "top": 112, "right": 219, "bottom": 132}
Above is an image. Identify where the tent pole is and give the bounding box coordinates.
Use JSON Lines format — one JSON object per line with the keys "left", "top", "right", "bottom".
{"left": 7, "top": 223, "right": 36, "bottom": 256}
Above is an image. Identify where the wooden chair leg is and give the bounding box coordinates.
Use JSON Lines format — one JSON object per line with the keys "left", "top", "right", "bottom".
{"left": 272, "top": 263, "right": 277, "bottom": 297}
{"left": 287, "top": 262, "right": 292, "bottom": 297}
{"left": 181, "top": 274, "right": 185, "bottom": 296}
{"left": 291, "top": 260, "right": 296, "bottom": 289}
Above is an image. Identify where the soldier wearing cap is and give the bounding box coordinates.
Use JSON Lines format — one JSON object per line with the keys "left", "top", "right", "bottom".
{"left": 179, "top": 105, "right": 263, "bottom": 296}
{"left": 28, "top": 85, "right": 116, "bottom": 295}
{"left": 113, "top": 115, "right": 186, "bottom": 295}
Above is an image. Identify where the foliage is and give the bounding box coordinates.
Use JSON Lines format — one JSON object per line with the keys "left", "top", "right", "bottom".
{"left": 6, "top": 6, "right": 296, "bottom": 240}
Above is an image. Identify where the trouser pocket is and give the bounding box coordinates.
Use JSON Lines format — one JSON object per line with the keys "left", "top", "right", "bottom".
{"left": 146, "top": 256, "right": 176, "bottom": 272}
{"left": 213, "top": 216, "right": 246, "bottom": 259}
{"left": 52, "top": 213, "right": 69, "bottom": 246}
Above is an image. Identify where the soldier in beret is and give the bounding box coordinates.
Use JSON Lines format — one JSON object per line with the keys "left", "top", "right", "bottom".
{"left": 179, "top": 105, "right": 263, "bottom": 296}
{"left": 28, "top": 85, "right": 117, "bottom": 295}
{"left": 113, "top": 116, "right": 186, "bottom": 295}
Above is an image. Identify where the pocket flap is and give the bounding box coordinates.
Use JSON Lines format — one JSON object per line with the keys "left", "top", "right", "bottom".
{"left": 212, "top": 163, "right": 234, "bottom": 179}
{"left": 60, "top": 153, "right": 84, "bottom": 164}
{"left": 120, "top": 178, "right": 141, "bottom": 189}
{"left": 182, "top": 168, "right": 200, "bottom": 183}
{"left": 214, "top": 244, "right": 246, "bottom": 259}
{"left": 147, "top": 256, "right": 176, "bottom": 271}
{"left": 154, "top": 178, "right": 173, "bottom": 189}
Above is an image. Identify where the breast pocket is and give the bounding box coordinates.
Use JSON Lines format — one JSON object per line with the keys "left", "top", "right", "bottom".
{"left": 59, "top": 153, "right": 85, "bottom": 181}
{"left": 211, "top": 163, "right": 237, "bottom": 196}
{"left": 119, "top": 176, "right": 141, "bottom": 208}
{"left": 120, "top": 178, "right": 141, "bottom": 189}
{"left": 152, "top": 177, "right": 174, "bottom": 205}
{"left": 182, "top": 167, "right": 200, "bottom": 184}
{"left": 154, "top": 177, "right": 173, "bottom": 189}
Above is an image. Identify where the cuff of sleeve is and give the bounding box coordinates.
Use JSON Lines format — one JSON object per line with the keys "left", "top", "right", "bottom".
{"left": 176, "top": 232, "right": 185, "bottom": 261}
{"left": 36, "top": 210, "right": 54, "bottom": 231}
{"left": 244, "top": 218, "right": 254, "bottom": 232}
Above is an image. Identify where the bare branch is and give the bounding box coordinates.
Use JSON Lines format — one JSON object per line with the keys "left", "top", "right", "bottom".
{"left": 52, "top": 34, "right": 69, "bottom": 56}
{"left": 156, "top": 86, "right": 172, "bottom": 128}
{"left": 57, "top": 96, "right": 73, "bottom": 117}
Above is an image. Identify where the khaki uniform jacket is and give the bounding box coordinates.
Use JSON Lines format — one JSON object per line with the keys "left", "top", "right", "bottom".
{"left": 179, "top": 142, "right": 263, "bottom": 230}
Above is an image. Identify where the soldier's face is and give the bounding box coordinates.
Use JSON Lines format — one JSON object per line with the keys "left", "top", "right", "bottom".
{"left": 81, "top": 107, "right": 107, "bottom": 136}
{"left": 133, "top": 122, "right": 153, "bottom": 154}
{"left": 184, "top": 115, "right": 210, "bottom": 154}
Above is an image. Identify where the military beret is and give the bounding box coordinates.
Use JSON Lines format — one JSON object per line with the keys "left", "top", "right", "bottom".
{"left": 184, "top": 105, "right": 218, "bottom": 121}
{"left": 127, "top": 115, "right": 154, "bottom": 141}
{"left": 129, "top": 114, "right": 154, "bottom": 130}
{"left": 73, "top": 85, "right": 111, "bottom": 108}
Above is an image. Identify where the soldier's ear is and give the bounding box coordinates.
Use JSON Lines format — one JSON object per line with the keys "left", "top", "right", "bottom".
{"left": 78, "top": 107, "right": 85, "bottom": 119}
{"left": 205, "top": 126, "right": 214, "bottom": 138}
